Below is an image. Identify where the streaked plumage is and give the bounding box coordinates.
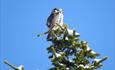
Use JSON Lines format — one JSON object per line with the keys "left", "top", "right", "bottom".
{"left": 47, "top": 8, "right": 64, "bottom": 30}
{"left": 46, "top": 8, "right": 64, "bottom": 40}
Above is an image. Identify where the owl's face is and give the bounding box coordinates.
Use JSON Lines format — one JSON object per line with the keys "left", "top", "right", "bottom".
{"left": 52, "top": 8, "right": 63, "bottom": 15}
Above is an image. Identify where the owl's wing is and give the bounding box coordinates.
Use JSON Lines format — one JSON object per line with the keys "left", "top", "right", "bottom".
{"left": 47, "top": 13, "right": 54, "bottom": 28}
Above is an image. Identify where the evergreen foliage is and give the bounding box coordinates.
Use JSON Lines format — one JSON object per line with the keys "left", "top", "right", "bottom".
{"left": 43, "top": 23, "right": 108, "bottom": 70}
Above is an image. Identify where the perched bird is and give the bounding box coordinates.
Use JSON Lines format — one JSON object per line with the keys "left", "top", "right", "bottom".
{"left": 47, "top": 8, "right": 64, "bottom": 30}
{"left": 46, "top": 8, "right": 64, "bottom": 40}
{"left": 4, "top": 60, "right": 24, "bottom": 70}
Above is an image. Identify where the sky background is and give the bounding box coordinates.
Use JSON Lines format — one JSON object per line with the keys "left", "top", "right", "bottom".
{"left": 0, "top": 0, "right": 115, "bottom": 70}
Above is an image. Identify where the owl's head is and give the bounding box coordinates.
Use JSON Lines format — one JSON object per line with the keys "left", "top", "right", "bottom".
{"left": 52, "top": 8, "right": 63, "bottom": 14}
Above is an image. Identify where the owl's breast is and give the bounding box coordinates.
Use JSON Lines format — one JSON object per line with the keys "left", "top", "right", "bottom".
{"left": 51, "top": 15, "right": 60, "bottom": 24}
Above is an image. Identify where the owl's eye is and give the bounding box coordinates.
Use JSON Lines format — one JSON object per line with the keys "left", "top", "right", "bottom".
{"left": 54, "top": 10, "right": 58, "bottom": 13}
{"left": 52, "top": 8, "right": 60, "bottom": 14}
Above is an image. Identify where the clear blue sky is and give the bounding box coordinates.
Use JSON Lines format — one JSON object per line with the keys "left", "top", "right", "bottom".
{"left": 0, "top": 0, "right": 115, "bottom": 70}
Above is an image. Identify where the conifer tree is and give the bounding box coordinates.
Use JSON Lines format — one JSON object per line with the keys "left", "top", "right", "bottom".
{"left": 43, "top": 23, "right": 108, "bottom": 70}
{"left": 37, "top": 8, "right": 108, "bottom": 69}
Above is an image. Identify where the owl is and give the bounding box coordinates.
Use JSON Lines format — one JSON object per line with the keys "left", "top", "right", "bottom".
{"left": 47, "top": 8, "right": 64, "bottom": 30}
{"left": 46, "top": 8, "right": 64, "bottom": 40}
